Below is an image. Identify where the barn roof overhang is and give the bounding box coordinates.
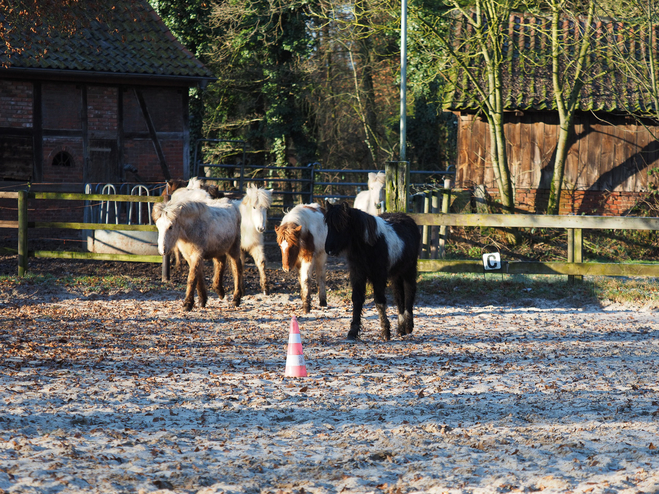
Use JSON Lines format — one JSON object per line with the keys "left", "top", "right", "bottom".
{"left": 0, "top": 67, "right": 216, "bottom": 89}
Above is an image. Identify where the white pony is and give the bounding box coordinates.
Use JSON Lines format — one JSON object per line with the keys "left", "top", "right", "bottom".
{"left": 353, "top": 171, "right": 386, "bottom": 216}
{"left": 275, "top": 203, "right": 328, "bottom": 313}
{"left": 218, "top": 184, "right": 273, "bottom": 296}
{"left": 152, "top": 193, "right": 243, "bottom": 311}
{"left": 185, "top": 180, "right": 273, "bottom": 297}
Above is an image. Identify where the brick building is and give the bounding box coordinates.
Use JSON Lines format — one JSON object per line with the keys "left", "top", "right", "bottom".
{"left": 0, "top": 0, "right": 213, "bottom": 193}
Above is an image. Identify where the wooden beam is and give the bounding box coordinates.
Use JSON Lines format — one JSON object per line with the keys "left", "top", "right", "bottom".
{"left": 409, "top": 213, "right": 659, "bottom": 231}
{"left": 134, "top": 88, "right": 171, "bottom": 180}
{"left": 32, "top": 222, "right": 157, "bottom": 232}
{"left": 418, "top": 260, "right": 659, "bottom": 277}
{"left": 31, "top": 250, "right": 162, "bottom": 263}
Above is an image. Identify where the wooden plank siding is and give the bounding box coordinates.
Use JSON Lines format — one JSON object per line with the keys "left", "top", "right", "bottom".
{"left": 453, "top": 110, "right": 659, "bottom": 214}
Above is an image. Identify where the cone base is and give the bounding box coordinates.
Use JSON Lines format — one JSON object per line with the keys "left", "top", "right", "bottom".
{"left": 285, "top": 365, "right": 308, "bottom": 377}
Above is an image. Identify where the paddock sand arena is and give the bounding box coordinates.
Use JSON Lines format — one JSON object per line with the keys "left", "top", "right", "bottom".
{"left": 1, "top": 260, "right": 659, "bottom": 494}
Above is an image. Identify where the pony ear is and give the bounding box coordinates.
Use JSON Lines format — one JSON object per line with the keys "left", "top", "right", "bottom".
{"left": 341, "top": 201, "right": 350, "bottom": 212}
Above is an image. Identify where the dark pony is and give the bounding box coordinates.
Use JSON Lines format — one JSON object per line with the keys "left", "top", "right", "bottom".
{"left": 324, "top": 201, "right": 420, "bottom": 341}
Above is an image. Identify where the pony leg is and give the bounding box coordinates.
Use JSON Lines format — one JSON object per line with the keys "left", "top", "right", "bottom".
{"left": 212, "top": 256, "right": 227, "bottom": 300}
{"left": 196, "top": 260, "right": 208, "bottom": 308}
{"left": 249, "top": 246, "right": 269, "bottom": 296}
{"left": 392, "top": 275, "right": 407, "bottom": 337}
{"left": 239, "top": 249, "right": 247, "bottom": 298}
{"left": 299, "top": 261, "right": 313, "bottom": 313}
{"left": 372, "top": 280, "right": 390, "bottom": 341}
{"left": 315, "top": 251, "right": 327, "bottom": 307}
{"left": 213, "top": 255, "right": 226, "bottom": 300}
{"left": 348, "top": 276, "right": 367, "bottom": 340}
{"left": 184, "top": 257, "right": 204, "bottom": 311}
{"left": 229, "top": 244, "right": 243, "bottom": 307}
{"left": 402, "top": 273, "right": 417, "bottom": 335}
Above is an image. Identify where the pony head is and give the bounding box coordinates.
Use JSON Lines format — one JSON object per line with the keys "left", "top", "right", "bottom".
{"left": 325, "top": 201, "right": 379, "bottom": 255}
{"left": 368, "top": 172, "right": 386, "bottom": 212}
{"left": 154, "top": 202, "right": 190, "bottom": 256}
{"left": 243, "top": 185, "right": 273, "bottom": 233}
{"left": 275, "top": 223, "right": 302, "bottom": 272}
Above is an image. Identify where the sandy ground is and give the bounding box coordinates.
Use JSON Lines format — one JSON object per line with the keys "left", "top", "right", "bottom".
{"left": 1, "top": 275, "right": 659, "bottom": 494}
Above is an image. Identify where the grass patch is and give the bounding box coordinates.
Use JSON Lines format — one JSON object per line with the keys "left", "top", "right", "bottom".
{"left": 0, "top": 272, "right": 165, "bottom": 294}
{"left": 417, "top": 272, "right": 659, "bottom": 308}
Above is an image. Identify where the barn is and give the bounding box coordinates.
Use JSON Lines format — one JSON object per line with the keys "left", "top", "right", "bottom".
{"left": 0, "top": 0, "right": 213, "bottom": 194}
{"left": 445, "top": 12, "right": 659, "bottom": 216}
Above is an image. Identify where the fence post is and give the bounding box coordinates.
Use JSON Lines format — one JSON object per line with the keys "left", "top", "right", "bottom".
{"left": 438, "top": 176, "right": 452, "bottom": 258}
{"left": 567, "top": 228, "right": 574, "bottom": 284}
{"left": 18, "top": 190, "right": 28, "bottom": 277}
{"left": 385, "top": 161, "right": 409, "bottom": 212}
{"left": 574, "top": 228, "right": 583, "bottom": 283}
{"left": 422, "top": 193, "right": 430, "bottom": 259}
{"left": 161, "top": 255, "right": 170, "bottom": 283}
{"left": 430, "top": 190, "right": 440, "bottom": 259}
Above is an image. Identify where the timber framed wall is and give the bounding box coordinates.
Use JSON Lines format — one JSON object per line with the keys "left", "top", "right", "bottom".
{"left": 0, "top": 79, "right": 190, "bottom": 189}
{"left": 455, "top": 111, "right": 659, "bottom": 216}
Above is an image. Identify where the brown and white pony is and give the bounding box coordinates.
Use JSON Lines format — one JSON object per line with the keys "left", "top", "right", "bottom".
{"left": 275, "top": 203, "right": 328, "bottom": 313}
{"left": 152, "top": 191, "right": 243, "bottom": 311}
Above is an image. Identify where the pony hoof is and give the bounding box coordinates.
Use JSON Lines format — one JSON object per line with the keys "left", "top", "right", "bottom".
{"left": 381, "top": 330, "right": 391, "bottom": 341}
{"left": 319, "top": 299, "right": 327, "bottom": 307}
{"left": 232, "top": 296, "right": 242, "bottom": 307}
{"left": 183, "top": 303, "right": 193, "bottom": 311}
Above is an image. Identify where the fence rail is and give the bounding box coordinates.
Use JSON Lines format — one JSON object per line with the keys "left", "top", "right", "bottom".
{"left": 2, "top": 190, "right": 659, "bottom": 279}
{"left": 409, "top": 212, "right": 659, "bottom": 277}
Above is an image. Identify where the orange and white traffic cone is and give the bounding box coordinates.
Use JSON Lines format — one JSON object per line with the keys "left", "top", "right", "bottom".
{"left": 285, "top": 316, "right": 307, "bottom": 377}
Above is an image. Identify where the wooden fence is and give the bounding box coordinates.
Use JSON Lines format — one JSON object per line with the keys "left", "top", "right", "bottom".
{"left": 2, "top": 190, "right": 659, "bottom": 279}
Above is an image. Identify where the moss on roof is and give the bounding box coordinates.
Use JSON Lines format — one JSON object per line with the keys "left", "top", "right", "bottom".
{"left": 444, "top": 12, "right": 659, "bottom": 114}
{"left": 0, "top": 0, "right": 213, "bottom": 82}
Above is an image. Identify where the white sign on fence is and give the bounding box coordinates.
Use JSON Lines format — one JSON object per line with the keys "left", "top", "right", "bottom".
{"left": 482, "top": 252, "right": 502, "bottom": 271}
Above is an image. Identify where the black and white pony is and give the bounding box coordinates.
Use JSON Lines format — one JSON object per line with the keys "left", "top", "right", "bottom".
{"left": 324, "top": 201, "right": 420, "bottom": 341}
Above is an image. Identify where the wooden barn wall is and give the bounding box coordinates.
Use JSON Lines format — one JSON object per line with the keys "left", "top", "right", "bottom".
{"left": 456, "top": 111, "right": 659, "bottom": 214}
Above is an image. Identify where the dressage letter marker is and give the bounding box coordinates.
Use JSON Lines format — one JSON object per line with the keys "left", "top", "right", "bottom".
{"left": 285, "top": 316, "right": 308, "bottom": 377}
{"left": 482, "top": 252, "right": 502, "bottom": 271}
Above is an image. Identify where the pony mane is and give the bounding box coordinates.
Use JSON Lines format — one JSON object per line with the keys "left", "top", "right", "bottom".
{"left": 244, "top": 185, "right": 273, "bottom": 209}
{"left": 326, "top": 202, "right": 379, "bottom": 246}
{"left": 162, "top": 199, "right": 207, "bottom": 222}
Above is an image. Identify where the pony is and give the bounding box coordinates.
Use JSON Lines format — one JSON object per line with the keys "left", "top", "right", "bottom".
{"left": 217, "top": 184, "right": 273, "bottom": 296}
{"left": 324, "top": 201, "right": 420, "bottom": 341}
{"left": 160, "top": 179, "right": 225, "bottom": 271}
{"left": 152, "top": 194, "right": 243, "bottom": 311}
{"left": 275, "top": 203, "right": 328, "bottom": 313}
{"left": 353, "top": 171, "right": 386, "bottom": 216}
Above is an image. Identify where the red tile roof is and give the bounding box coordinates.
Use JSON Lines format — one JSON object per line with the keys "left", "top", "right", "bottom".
{"left": 1, "top": 0, "right": 214, "bottom": 84}
{"left": 444, "top": 11, "right": 659, "bottom": 114}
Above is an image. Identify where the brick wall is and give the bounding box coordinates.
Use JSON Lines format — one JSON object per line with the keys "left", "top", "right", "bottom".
{"left": 0, "top": 80, "right": 33, "bottom": 128}
{"left": 124, "top": 139, "right": 185, "bottom": 181}
{"left": 42, "top": 83, "right": 82, "bottom": 130}
{"left": 493, "top": 188, "right": 644, "bottom": 216}
{"left": 42, "top": 138, "right": 85, "bottom": 183}
{"left": 88, "top": 86, "right": 118, "bottom": 137}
